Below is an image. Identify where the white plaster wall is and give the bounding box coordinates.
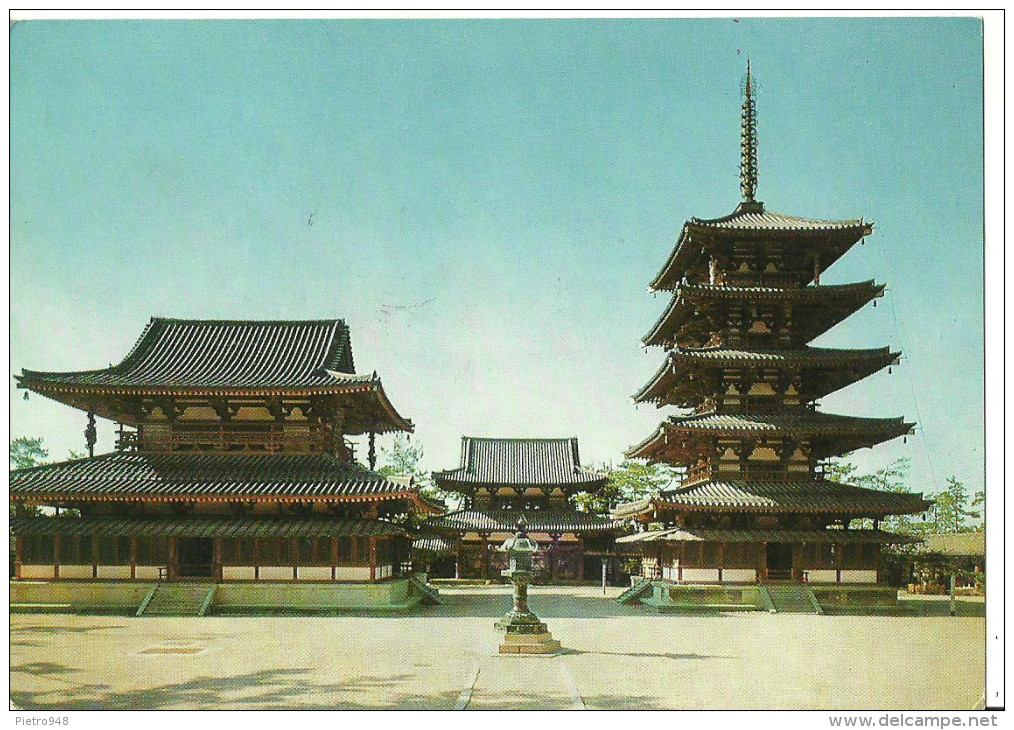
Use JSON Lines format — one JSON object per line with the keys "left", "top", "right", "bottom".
{"left": 296, "top": 567, "right": 332, "bottom": 581}
{"left": 259, "top": 566, "right": 295, "bottom": 581}
{"left": 841, "top": 570, "right": 877, "bottom": 584}
{"left": 59, "top": 565, "right": 93, "bottom": 579}
{"left": 20, "top": 565, "right": 55, "bottom": 579}
{"left": 335, "top": 566, "right": 371, "bottom": 581}
{"left": 96, "top": 566, "right": 132, "bottom": 579}
{"left": 682, "top": 568, "right": 720, "bottom": 582}
{"left": 135, "top": 566, "right": 163, "bottom": 580}
{"left": 807, "top": 569, "right": 839, "bottom": 583}
{"left": 222, "top": 566, "right": 256, "bottom": 581}
{"left": 722, "top": 569, "right": 756, "bottom": 583}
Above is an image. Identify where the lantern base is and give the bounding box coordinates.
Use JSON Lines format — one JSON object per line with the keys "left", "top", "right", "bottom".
{"left": 494, "top": 610, "right": 547, "bottom": 634}
{"left": 498, "top": 631, "right": 562, "bottom": 655}
{"left": 496, "top": 611, "right": 562, "bottom": 654}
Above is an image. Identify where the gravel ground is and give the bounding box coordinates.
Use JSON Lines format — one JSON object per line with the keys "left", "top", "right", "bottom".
{"left": 9, "top": 586, "right": 986, "bottom": 710}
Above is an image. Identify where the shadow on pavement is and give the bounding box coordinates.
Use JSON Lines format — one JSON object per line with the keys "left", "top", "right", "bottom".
{"left": 11, "top": 663, "right": 460, "bottom": 710}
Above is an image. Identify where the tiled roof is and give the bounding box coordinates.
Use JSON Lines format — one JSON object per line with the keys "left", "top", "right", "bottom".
{"left": 690, "top": 205, "right": 869, "bottom": 232}
{"left": 626, "top": 411, "right": 914, "bottom": 461}
{"left": 616, "top": 527, "right": 919, "bottom": 545}
{"left": 663, "top": 411, "right": 913, "bottom": 435}
{"left": 426, "top": 509, "right": 615, "bottom": 534}
{"left": 642, "top": 281, "right": 884, "bottom": 348}
{"left": 633, "top": 347, "right": 898, "bottom": 405}
{"left": 10, "top": 516, "right": 407, "bottom": 538}
{"left": 9, "top": 452, "right": 419, "bottom": 503}
{"left": 17, "top": 318, "right": 374, "bottom": 391}
{"left": 681, "top": 281, "right": 884, "bottom": 301}
{"left": 410, "top": 534, "right": 458, "bottom": 555}
{"left": 675, "top": 346, "right": 895, "bottom": 365}
{"left": 920, "top": 532, "right": 985, "bottom": 557}
{"left": 433, "top": 437, "right": 607, "bottom": 489}
{"left": 649, "top": 203, "right": 872, "bottom": 291}
{"left": 611, "top": 479, "right": 929, "bottom": 518}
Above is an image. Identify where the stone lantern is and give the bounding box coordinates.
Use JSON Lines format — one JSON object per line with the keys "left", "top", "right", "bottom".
{"left": 494, "top": 518, "right": 562, "bottom": 655}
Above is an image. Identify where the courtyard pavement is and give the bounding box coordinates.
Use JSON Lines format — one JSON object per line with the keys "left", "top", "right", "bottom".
{"left": 9, "top": 586, "right": 985, "bottom": 711}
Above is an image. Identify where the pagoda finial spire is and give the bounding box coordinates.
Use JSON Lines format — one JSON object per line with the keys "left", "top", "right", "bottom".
{"left": 740, "top": 59, "right": 759, "bottom": 204}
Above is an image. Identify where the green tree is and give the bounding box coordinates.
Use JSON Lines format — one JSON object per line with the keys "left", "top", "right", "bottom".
{"left": 376, "top": 434, "right": 425, "bottom": 479}
{"left": 10, "top": 437, "right": 48, "bottom": 517}
{"left": 573, "top": 460, "right": 679, "bottom": 515}
{"left": 10, "top": 436, "right": 48, "bottom": 470}
{"left": 930, "top": 477, "right": 980, "bottom": 533}
{"left": 376, "top": 434, "right": 449, "bottom": 508}
{"left": 825, "top": 456, "right": 927, "bottom": 535}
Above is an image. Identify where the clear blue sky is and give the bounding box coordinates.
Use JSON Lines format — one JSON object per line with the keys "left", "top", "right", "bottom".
{"left": 9, "top": 18, "right": 984, "bottom": 498}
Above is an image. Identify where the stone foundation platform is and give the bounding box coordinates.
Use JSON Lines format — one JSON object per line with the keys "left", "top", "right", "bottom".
{"left": 499, "top": 631, "right": 562, "bottom": 655}
{"left": 10, "top": 578, "right": 428, "bottom": 616}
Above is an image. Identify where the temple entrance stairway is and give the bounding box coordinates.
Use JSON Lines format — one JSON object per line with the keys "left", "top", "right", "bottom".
{"left": 138, "top": 583, "right": 216, "bottom": 617}
{"left": 764, "top": 584, "right": 821, "bottom": 614}
{"left": 616, "top": 578, "right": 653, "bottom": 605}
{"left": 408, "top": 575, "right": 443, "bottom": 605}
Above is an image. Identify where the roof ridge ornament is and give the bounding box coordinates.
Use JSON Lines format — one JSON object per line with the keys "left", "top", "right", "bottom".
{"left": 740, "top": 59, "right": 761, "bottom": 207}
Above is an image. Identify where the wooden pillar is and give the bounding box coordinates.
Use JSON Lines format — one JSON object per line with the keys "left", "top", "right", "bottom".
{"left": 835, "top": 542, "right": 843, "bottom": 584}
{"left": 455, "top": 536, "right": 463, "bottom": 579}
{"left": 549, "top": 534, "right": 560, "bottom": 582}
{"left": 331, "top": 537, "right": 339, "bottom": 582}
{"left": 14, "top": 537, "right": 23, "bottom": 580}
{"left": 677, "top": 540, "right": 684, "bottom": 583}
{"left": 213, "top": 537, "right": 222, "bottom": 582}
{"left": 130, "top": 536, "right": 138, "bottom": 580}
{"left": 759, "top": 541, "right": 768, "bottom": 582}
{"left": 291, "top": 537, "right": 299, "bottom": 581}
{"left": 792, "top": 542, "right": 804, "bottom": 582}
{"left": 54, "top": 534, "right": 62, "bottom": 579}
{"left": 578, "top": 536, "right": 586, "bottom": 580}
{"left": 168, "top": 537, "right": 178, "bottom": 581}
{"left": 254, "top": 538, "right": 261, "bottom": 581}
{"left": 368, "top": 537, "right": 378, "bottom": 582}
{"left": 717, "top": 541, "right": 725, "bottom": 583}
{"left": 92, "top": 536, "right": 100, "bottom": 579}
{"left": 874, "top": 543, "right": 882, "bottom": 584}
{"left": 480, "top": 533, "right": 490, "bottom": 581}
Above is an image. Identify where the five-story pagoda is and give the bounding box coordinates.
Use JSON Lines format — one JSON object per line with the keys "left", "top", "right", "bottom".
{"left": 615, "top": 64, "right": 929, "bottom": 591}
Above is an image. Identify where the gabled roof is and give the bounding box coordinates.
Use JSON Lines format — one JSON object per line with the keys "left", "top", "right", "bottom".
{"left": 426, "top": 508, "right": 615, "bottom": 534}
{"left": 433, "top": 437, "right": 607, "bottom": 490}
{"left": 9, "top": 452, "right": 422, "bottom": 504}
{"left": 650, "top": 202, "right": 872, "bottom": 291}
{"left": 611, "top": 479, "right": 930, "bottom": 519}
{"left": 16, "top": 317, "right": 414, "bottom": 432}
{"left": 17, "top": 318, "right": 365, "bottom": 391}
